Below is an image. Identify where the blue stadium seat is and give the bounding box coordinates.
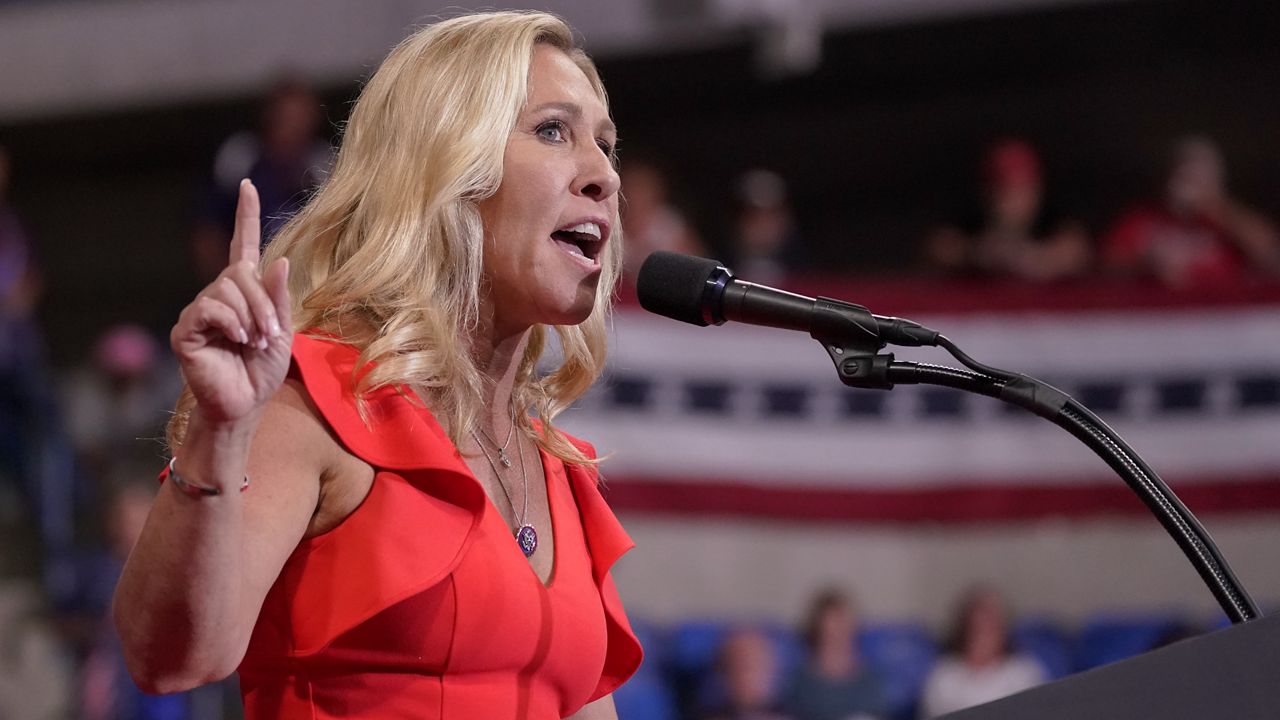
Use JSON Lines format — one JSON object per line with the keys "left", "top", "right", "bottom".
{"left": 1011, "top": 617, "right": 1072, "bottom": 680}
{"left": 614, "top": 672, "right": 679, "bottom": 720}
{"left": 667, "top": 620, "right": 731, "bottom": 715}
{"left": 761, "top": 621, "right": 807, "bottom": 679}
{"left": 668, "top": 619, "right": 729, "bottom": 677}
{"left": 627, "top": 617, "right": 668, "bottom": 676}
{"left": 1072, "top": 615, "right": 1183, "bottom": 671}
{"left": 859, "top": 622, "right": 938, "bottom": 720}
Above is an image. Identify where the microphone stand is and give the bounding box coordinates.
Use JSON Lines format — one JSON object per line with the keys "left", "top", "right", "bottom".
{"left": 810, "top": 298, "right": 1263, "bottom": 625}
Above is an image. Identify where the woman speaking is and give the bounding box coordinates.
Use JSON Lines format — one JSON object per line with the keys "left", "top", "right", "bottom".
{"left": 112, "top": 11, "right": 641, "bottom": 719}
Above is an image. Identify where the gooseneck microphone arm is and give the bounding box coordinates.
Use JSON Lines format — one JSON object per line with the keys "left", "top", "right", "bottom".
{"left": 637, "top": 251, "right": 1261, "bottom": 625}
{"left": 888, "top": 358, "right": 1260, "bottom": 625}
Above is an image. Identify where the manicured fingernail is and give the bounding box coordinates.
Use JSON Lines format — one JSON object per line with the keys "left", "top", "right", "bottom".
{"left": 240, "top": 178, "right": 249, "bottom": 189}
{"left": 270, "top": 319, "right": 281, "bottom": 337}
{"left": 239, "top": 329, "right": 249, "bottom": 344}
{"left": 257, "top": 336, "right": 269, "bottom": 350}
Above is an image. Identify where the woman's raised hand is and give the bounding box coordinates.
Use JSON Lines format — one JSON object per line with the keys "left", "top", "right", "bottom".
{"left": 171, "top": 180, "right": 293, "bottom": 425}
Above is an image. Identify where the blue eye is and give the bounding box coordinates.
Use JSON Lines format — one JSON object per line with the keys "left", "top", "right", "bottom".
{"left": 537, "top": 120, "right": 567, "bottom": 143}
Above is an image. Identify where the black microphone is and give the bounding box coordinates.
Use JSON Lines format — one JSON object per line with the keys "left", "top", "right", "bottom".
{"left": 635, "top": 251, "right": 939, "bottom": 347}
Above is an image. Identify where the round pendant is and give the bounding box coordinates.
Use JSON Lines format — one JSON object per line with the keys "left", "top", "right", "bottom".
{"left": 516, "top": 524, "right": 538, "bottom": 557}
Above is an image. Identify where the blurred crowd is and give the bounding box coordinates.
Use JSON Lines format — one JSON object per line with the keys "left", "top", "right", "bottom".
{"left": 0, "top": 79, "right": 332, "bottom": 719}
{"left": 1, "top": 74, "right": 1277, "bottom": 719}
{"left": 920, "top": 136, "right": 1280, "bottom": 287}
{"left": 615, "top": 583, "right": 1203, "bottom": 720}
{"left": 621, "top": 134, "right": 1280, "bottom": 290}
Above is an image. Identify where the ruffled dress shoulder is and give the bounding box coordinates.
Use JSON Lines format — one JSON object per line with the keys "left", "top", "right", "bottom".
{"left": 230, "top": 332, "right": 642, "bottom": 719}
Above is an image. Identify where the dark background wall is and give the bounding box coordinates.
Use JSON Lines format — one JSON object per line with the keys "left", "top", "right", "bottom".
{"left": 3, "top": 0, "right": 1278, "bottom": 365}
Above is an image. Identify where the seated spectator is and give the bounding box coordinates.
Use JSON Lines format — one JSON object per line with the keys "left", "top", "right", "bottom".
{"left": 919, "top": 586, "right": 1046, "bottom": 718}
{"left": 620, "top": 159, "right": 706, "bottom": 282}
{"left": 77, "top": 480, "right": 194, "bottom": 720}
{"left": 0, "top": 143, "right": 61, "bottom": 529}
{"left": 728, "top": 169, "right": 806, "bottom": 284}
{"left": 191, "top": 77, "right": 332, "bottom": 283}
{"left": 1103, "top": 135, "right": 1280, "bottom": 287}
{"left": 782, "top": 588, "right": 888, "bottom": 720}
{"left": 61, "top": 324, "right": 181, "bottom": 482}
{"left": 924, "top": 138, "right": 1090, "bottom": 281}
{"left": 52, "top": 471, "right": 156, "bottom": 654}
{"left": 702, "top": 627, "right": 795, "bottom": 720}
{"left": 0, "top": 145, "right": 41, "bottom": 328}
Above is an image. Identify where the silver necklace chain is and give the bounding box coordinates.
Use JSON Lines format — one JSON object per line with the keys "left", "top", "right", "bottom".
{"left": 474, "top": 416, "right": 516, "bottom": 468}
{"left": 471, "top": 429, "right": 529, "bottom": 530}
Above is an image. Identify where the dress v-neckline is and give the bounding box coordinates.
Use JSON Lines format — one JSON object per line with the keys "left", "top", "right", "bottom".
{"left": 528, "top": 446, "right": 559, "bottom": 590}
{"left": 463, "top": 443, "right": 560, "bottom": 590}
{"left": 396, "top": 384, "right": 561, "bottom": 590}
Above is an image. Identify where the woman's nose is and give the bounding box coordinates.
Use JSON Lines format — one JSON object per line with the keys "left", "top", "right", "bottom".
{"left": 574, "top": 147, "right": 620, "bottom": 201}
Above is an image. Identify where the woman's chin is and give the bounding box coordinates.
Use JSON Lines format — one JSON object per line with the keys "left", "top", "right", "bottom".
{"left": 549, "top": 301, "right": 596, "bottom": 327}
{"left": 540, "top": 288, "right": 599, "bottom": 327}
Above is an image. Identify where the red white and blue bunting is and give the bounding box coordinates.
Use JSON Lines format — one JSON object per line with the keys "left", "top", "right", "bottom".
{"left": 559, "top": 282, "right": 1280, "bottom": 522}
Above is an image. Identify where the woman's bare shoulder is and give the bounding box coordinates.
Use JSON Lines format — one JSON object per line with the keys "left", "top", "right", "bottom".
{"left": 244, "top": 375, "right": 353, "bottom": 484}
{"left": 263, "top": 376, "right": 375, "bottom": 536}
{"left": 262, "top": 376, "right": 335, "bottom": 444}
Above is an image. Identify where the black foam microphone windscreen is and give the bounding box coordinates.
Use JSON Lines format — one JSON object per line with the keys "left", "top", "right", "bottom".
{"left": 636, "top": 252, "right": 725, "bottom": 327}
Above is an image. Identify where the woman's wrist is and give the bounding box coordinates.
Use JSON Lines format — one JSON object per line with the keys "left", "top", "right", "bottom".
{"left": 168, "top": 456, "right": 250, "bottom": 497}
{"left": 173, "top": 407, "right": 260, "bottom": 494}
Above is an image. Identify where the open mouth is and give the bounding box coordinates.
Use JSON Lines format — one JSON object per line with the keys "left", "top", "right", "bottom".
{"left": 550, "top": 221, "right": 605, "bottom": 267}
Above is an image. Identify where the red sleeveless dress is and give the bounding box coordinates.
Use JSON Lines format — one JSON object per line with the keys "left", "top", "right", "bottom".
{"left": 228, "top": 333, "right": 642, "bottom": 718}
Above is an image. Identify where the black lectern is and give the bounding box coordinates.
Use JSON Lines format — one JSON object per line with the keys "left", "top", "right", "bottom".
{"left": 942, "top": 613, "right": 1280, "bottom": 719}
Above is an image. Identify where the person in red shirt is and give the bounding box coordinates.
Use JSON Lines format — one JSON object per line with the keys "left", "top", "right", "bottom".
{"left": 113, "top": 12, "right": 641, "bottom": 719}
{"left": 1103, "top": 136, "right": 1280, "bottom": 287}
{"left": 924, "top": 138, "right": 1091, "bottom": 282}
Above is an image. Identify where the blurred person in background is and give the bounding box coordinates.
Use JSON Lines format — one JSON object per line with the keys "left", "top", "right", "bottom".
{"left": 0, "top": 145, "right": 42, "bottom": 327}
{"left": 782, "top": 587, "right": 888, "bottom": 720}
{"left": 728, "top": 168, "right": 806, "bottom": 284}
{"left": 1102, "top": 135, "right": 1280, "bottom": 287}
{"left": 620, "top": 158, "right": 705, "bottom": 282}
{"left": 0, "top": 143, "right": 49, "bottom": 509}
{"left": 703, "top": 627, "right": 795, "bottom": 720}
{"left": 191, "top": 78, "right": 332, "bottom": 284}
{"left": 0, "top": 143, "right": 76, "bottom": 567}
{"left": 62, "top": 324, "right": 181, "bottom": 481}
{"left": 46, "top": 328, "right": 180, "bottom": 714}
{"left": 924, "top": 138, "right": 1090, "bottom": 281}
{"left": 80, "top": 480, "right": 196, "bottom": 720}
{"left": 918, "top": 585, "right": 1046, "bottom": 718}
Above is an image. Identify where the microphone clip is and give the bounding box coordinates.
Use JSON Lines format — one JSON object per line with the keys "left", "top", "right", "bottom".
{"left": 810, "top": 297, "right": 895, "bottom": 390}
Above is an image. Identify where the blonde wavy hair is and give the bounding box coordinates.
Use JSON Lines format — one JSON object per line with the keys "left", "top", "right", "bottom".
{"left": 168, "top": 11, "right": 621, "bottom": 465}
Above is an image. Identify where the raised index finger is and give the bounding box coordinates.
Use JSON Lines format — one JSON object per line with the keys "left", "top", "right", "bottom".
{"left": 231, "top": 178, "right": 262, "bottom": 266}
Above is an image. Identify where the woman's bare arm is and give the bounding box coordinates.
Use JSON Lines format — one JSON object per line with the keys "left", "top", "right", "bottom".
{"left": 112, "top": 179, "right": 323, "bottom": 693}
{"left": 112, "top": 383, "right": 329, "bottom": 692}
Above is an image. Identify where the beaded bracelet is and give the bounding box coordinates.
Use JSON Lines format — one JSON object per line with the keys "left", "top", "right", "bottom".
{"left": 168, "top": 457, "right": 250, "bottom": 497}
